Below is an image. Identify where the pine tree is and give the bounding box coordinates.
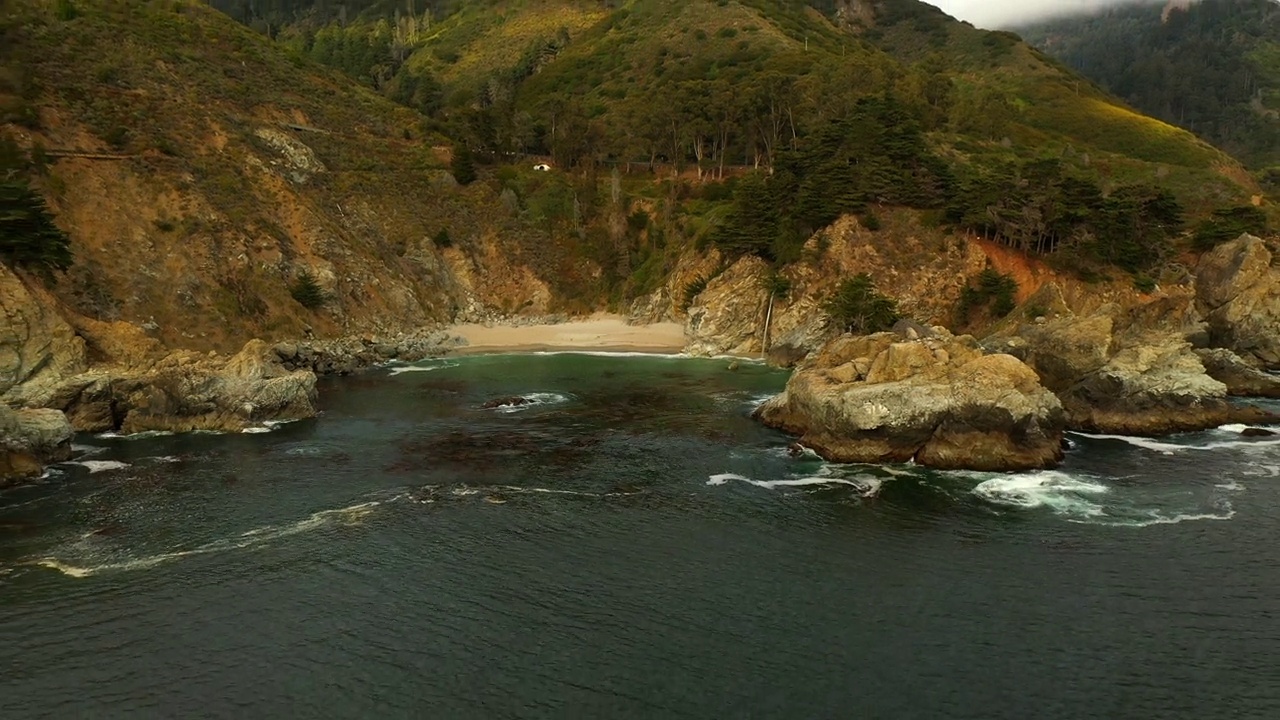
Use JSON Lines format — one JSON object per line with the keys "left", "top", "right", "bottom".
{"left": 451, "top": 144, "right": 476, "bottom": 186}
{"left": 823, "top": 274, "right": 901, "bottom": 335}
{"left": 0, "top": 178, "right": 73, "bottom": 273}
{"left": 290, "top": 270, "right": 326, "bottom": 309}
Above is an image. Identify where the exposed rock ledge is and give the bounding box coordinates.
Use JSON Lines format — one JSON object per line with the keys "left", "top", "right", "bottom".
{"left": 986, "top": 283, "right": 1279, "bottom": 435}
{"left": 1, "top": 405, "right": 73, "bottom": 486}
{"left": 755, "top": 330, "right": 1065, "bottom": 471}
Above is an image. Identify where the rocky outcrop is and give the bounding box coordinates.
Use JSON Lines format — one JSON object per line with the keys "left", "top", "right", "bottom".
{"left": 1195, "top": 348, "right": 1280, "bottom": 398}
{"left": 1195, "top": 234, "right": 1280, "bottom": 369}
{"left": 652, "top": 213, "right": 989, "bottom": 360}
{"left": 755, "top": 331, "right": 1065, "bottom": 471}
{"left": 1, "top": 405, "right": 73, "bottom": 485}
{"left": 684, "top": 256, "right": 771, "bottom": 357}
{"left": 987, "top": 289, "right": 1276, "bottom": 434}
{"left": 6, "top": 339, "right": 318, "bottom": 434}
{"left": 0, "top": 263, "right": 88, "bottom": 396}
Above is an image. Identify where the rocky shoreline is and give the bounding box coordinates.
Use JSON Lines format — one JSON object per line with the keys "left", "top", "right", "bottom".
{"left": 4, "top": 234, "right": 1280, "bottom": 483}
{"left": 755, "top": 234, "right": 1280, "bottom": 469}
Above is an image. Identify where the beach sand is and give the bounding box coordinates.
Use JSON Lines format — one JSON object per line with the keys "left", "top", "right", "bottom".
{"left": 448, "top": 314, "right": 687, "bottom": 354}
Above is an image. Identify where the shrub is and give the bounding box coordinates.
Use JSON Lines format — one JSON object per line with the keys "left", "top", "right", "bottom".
{"left": 433, "top": 228, "right": 452, "bottom": 247}
{"left": 290, "top": 270, "right": 326, "bottom": 309}
{"left": 153, "top": 218, "right": 176, "bottom": 232}
{"left": 861, "top": 211, "right": 881, "bottom": 231}
{"left": 958, "top": 268, "right": 1018, "bottom": 320}
{"left": 763, "top": 271, "right": 791, "bottom": 300}
{"left": 1133, "top": 274, "right": 1157, "bottom": 294}
{"left": 824, "top": 274, "right": 900, "bottom": 335}
{"left": 683, "top": 275, "right": 709, "bottom": 310}
{"left": 626, "top": 208, "right": 650, "bottom": 233}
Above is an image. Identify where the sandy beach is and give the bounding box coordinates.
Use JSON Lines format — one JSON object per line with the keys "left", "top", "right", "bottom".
{"left": 448, "top": 314, "right": 688, "bottom": 354}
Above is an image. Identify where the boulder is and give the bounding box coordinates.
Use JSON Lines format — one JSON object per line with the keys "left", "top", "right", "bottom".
{"left": 1195, "top": 234, "right": 1280, "bottom": 369}
{"left": 755, "top": 331, "right": 1065, "bottom": 471}
{"left": 1, "top": 405, "right": 73, "bottom": 485}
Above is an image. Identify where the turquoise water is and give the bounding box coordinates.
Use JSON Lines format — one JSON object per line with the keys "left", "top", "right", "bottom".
{"left": 2, "top": 353, "right": 1279, "bottom": 718}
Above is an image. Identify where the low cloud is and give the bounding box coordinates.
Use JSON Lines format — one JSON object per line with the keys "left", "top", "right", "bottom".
{"left": 928, "top": 0, "right": 1168, "bottom": 29}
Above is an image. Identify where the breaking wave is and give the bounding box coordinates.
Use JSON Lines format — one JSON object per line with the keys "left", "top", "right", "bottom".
{"left": 1072, "top": 431, "right": 1280, "bottom": 454}
{"left": 970, "top": 469, "right": 1240, "bottom": 527}
{"left": 485, "top": 392, "right": 572, "bottom": 413}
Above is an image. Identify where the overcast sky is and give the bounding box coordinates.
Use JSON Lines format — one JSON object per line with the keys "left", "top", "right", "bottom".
{"left": 927, "top": 0, "right": 1166, "bottom": 29}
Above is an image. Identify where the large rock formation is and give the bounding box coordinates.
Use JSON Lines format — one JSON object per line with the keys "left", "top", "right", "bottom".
{"left": 987, "top": 285, "right": 1277, "bottom": 434}
{"left": 1, "top": 405, "right": 73, "bottom": 485}
{"left": 755, "top": 331, "right": 1065, "bottom": 471}
{"left": 5, "top": 339, "right": 318, "bottom": 435}
{"left": 1195, "top": 234, "right": 1280, "bottom": 369}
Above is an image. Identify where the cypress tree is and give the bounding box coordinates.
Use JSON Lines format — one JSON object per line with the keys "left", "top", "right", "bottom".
{"left": 0, "top": 177, "right": 72, "bottom": 273}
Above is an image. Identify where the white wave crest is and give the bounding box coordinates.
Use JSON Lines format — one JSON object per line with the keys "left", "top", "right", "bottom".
{"left": 94, "top": 430, "right": 176, "bottom": 440}
{"left": 972, "top": 471, "right": 1110, "bottom": 517}
{"left": 707, "top": 472, "right": 881, "bottom": 496}
{"left": 388, "top": 361, "right": 460, "bottom": 376}
{"left": 66, "top": 460, "right": 132, "bottom": 474}
{"left": 1073, "top": 432, "right": 1280, "bottom": 453}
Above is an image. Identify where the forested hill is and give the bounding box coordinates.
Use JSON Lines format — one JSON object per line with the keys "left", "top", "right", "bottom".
{"left": 1019, "top": 0, "right": 1280, "bottom": 171}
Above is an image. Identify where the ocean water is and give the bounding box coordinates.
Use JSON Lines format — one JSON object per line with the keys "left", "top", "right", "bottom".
{"left": 2, "top": 353, "right": 1279, "bottom": 718}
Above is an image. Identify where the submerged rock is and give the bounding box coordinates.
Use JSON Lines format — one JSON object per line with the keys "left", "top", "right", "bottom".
{"left": 1195, "top": 234, "right": 1280, "bottom": 370}
{"left": 755, "top": 330, "right": 1065, "bottom": 471}
{"left": 1240, "top": 427, "right": 1277, "bottom": 437}
{"left": 0, "top": 405, "right": 73, "bottom": 484}
{"left": 481, "top": 396, "right": 533, "bottom": 409}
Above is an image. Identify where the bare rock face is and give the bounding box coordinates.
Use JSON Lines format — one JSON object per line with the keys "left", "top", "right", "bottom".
{"left": 1195, "top": 234, "right": 1280, "bottom": 369}
{"left": 0, "top": 263, "right": 87, "bottom": 396}
{"left": 755, "top": 330, "right": 1065, "bottom": 471}
{"left": 8, "top": 339, "right": 318, "bottom": 435}
{"left": 986, "top": 292, "right": 1277, "bottom": 434}
{"left": 0, "top": 405, "right": 73, "bottom": 485}
{"left": 684, "top": 256, "right": 771, "bottom": 357}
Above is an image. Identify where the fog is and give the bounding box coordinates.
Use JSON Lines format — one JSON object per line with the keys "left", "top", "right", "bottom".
{"left": 928, "top": 0, "right": 1168, "bottom": 29}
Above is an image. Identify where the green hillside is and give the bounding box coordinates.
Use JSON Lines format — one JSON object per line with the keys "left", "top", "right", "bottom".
{"left": 1019, "top": 0, "right": 1280, "bottom": 172}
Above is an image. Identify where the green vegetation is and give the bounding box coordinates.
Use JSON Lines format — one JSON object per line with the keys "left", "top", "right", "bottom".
{"left": 1020, "top": 0, "right": 1280, "bottom": 168}
{"left": 947, "top": 158, "right": 1183, "bottom": 273}
{"left": 1193, "top": 206, "right": 1270, "bottom": 251}
{"left": 289, "top": 270, "right": 326, "bottom": 309}
{"left": 957, "top": 269, "right": 1018, "bottom": 323}
{"left": 433, "top": 228, "right": 453, "bottom": 247}
{"left": 824, "top": 274, "right": 900, "bottom": 335}
{"left": 450, "top": 144, "right": 476, "bottom": 185}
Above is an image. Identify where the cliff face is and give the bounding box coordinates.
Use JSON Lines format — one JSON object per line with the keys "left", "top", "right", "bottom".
{"left": 665, "top": 212, "right": 1014, "bottom": 359}
{"left": 3, "top": 1, "right": 577, "bottom": 357}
